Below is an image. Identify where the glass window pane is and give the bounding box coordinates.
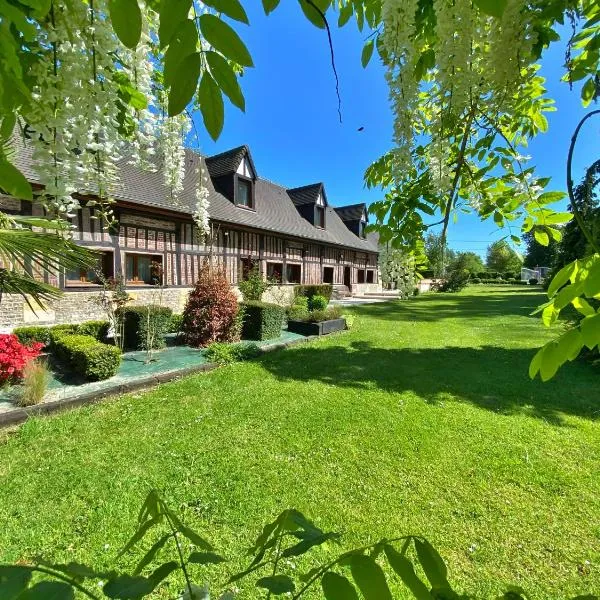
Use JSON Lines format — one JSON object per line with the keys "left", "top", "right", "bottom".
{"left": 238, "top": 180, "right": 250, "bottom": 206}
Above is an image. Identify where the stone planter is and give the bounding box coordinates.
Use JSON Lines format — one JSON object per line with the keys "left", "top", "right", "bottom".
{"left": 287, "top": 318, "right": 346, "bottom": 336}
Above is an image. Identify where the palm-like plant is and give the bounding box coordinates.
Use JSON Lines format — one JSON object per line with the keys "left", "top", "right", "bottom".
{"left": 0, "top": 211, "right": 96, "bottom": 311}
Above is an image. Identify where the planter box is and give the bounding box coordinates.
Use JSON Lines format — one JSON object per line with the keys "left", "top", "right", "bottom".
{"left": 287, "top": 318, "right": 346, "bottom": 336}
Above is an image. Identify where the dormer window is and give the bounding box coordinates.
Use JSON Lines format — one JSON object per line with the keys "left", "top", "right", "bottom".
{"left": 237, "top": 178, "right": 253, "bottom": 208}
{"left": 315, "top": 206, "right": 325, "bottom": 228}
{"left": 359, "top": 214, "right": 367, "bottom": 238}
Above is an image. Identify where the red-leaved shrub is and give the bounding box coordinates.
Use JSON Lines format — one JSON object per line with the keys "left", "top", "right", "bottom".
{"left": 0, "top": 334, "right": 44, "bottom": 385}
{"left": 182, "top": 262, "right": 240, "bottom": 347}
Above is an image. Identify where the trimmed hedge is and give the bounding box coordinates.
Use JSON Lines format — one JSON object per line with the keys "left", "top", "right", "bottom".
{"left": 13, "top": 326, "right": 52, "bottom": 347}
{"left": 14, "top": 321, "right": 110, "bottom": 349}
{"left": 309, "top": 295, "right": 328, "bottom": 311}
{"left": 241, "top": 301, "right": 285, "bottom": 341}
{"left": 294, "top": 285, "right": 333, "bottom": 302}
{"left": 119, "top": 306, "right": 173, "bottom": 350}
{"left": 53, "top": 334, "right": 121, "bottom": 381}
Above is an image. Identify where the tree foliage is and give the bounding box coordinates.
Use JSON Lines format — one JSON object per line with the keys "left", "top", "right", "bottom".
{"left": 523, "top": 230, "right": 560, "bottom": 269}
{"left": 449, "top": 252, "right": 484, "bottom": 276}
{"left": 486, "top": 240, "right": 523, "bottom": 274}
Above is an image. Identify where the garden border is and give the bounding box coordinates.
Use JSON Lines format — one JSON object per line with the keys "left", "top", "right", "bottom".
{"left": 0, "top": 335, "right": 320, "bottom": 428}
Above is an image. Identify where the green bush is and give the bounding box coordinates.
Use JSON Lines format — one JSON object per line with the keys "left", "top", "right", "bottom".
{"left": 294, "top": 284, "right": 333, "bottom": 302}
{"left": 308, "top": 295, "right": 328, "bottom": 311}
{"left": 49, "top": 324, "right": 80, "bottom": 346}
{"left": 119, "top": 306, "right": 173, "bottom": 350}
{"left": 13, "top": 326, "right": 52, "bottom": 348}
{"left": 529, "top": 277, "right": 539, "bottom": 285}
{"left": 169, "top": 314, "right": 183, "bottom": 334}
{"left": 238, "top": 265, "right": 269, "bottom": 301}
{"left": 293, "top": 296, "right": 309, "bottom": 310}
{"left": 438, "top": 269, "right": 470, "bottom": 292}
{"left": 53, "top": 334, "right": 121, "bottom": 381}
{"left": 470, "top": 277, "right": 481, "bottom": 284}
{"left": 204, "top": 342, "right": 262, "bottom": 365}
{"left": 241, "top": 301, "right": 285, "bottom": 341}
{"left": 77, "top": 320, "right": 110, "bottom": 341}
{"left": 289, "top": 304, "right": 343, "bottom": 323}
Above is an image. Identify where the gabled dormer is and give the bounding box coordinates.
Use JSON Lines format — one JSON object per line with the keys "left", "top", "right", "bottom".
{"left": 206, "top": 145, "right": 257, "bottom": 210}
{"left": 288, "top": 183, "right": 327, "bottom": 229}
{"left": 334, "top": 203, "right": 368, "bottom": 239}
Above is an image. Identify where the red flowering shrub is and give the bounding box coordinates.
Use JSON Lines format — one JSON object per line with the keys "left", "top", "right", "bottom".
{"left": 0, "top": 334, "right": 44, "bottom": 385}
{"left": 182, "top": 262, "right": 240, "bottom": 347}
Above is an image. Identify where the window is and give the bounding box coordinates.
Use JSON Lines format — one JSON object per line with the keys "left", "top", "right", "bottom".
{"left": 237, "top": 178, "right": 253, "bottom": 208}
{"left": 359, "top": 221, "right": 367, "bottom": 239}
{"left": 267, "top": 262, "right": 283, "bottom": 283}
{"left": 357, "top": 269, "right": 366, "bottom": 284}
{"left": 66, "top": 251, "right": 113, "bottom": 285}
{"left": 126, "top": 254, "right": 163, "bottom": 285}
{"left": 286, "top": 263, "right": 301, "bottom": 284}
{"left": 366, "top": 270, "right": 374, "bottom": 283}
{"left": 323, "top": 266, "right": 334, "bottom": 284}
{"left": 315, "top": 206, "right": 325, "bottom": 228}
{"left": 239, "top": 257, "right": 257, "bottom": 282}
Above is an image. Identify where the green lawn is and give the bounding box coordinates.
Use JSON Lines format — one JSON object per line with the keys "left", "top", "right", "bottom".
{"left": 0, "top": 286, "right": 599, "bottom": 599}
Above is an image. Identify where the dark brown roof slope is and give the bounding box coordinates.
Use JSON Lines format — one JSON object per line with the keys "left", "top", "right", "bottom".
{"left": 11, "top": 140, "right": 377, "bottom": 253}
{"left": 205, "top": 145, "right": 256, "bottom": 178}
{"left": 334, "top": 203, "right": 367, "bottom": 222}
{"left": 287, "top": 183, "right": 324, "bottom": 206}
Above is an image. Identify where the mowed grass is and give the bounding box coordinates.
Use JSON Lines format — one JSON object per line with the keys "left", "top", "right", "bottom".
{"left": 0, "top": 286, "right": 599, "bottom": 599}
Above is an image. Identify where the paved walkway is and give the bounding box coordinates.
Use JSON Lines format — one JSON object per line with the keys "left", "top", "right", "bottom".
{"left": 331, "top": 297, "right": 396, "bottom": 306}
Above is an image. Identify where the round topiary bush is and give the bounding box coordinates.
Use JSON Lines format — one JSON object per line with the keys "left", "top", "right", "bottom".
{"left": 529, "top": 277, "right": 539, "bottom": 285}
{"left": 182, "top": 262, "right": 240, "bottom": 347}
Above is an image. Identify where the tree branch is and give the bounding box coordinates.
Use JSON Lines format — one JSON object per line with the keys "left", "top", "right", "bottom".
{"left": 303, "top": 0, "right": 342, "bottom": 123}
{"left": 567, "top": 110, "right": 600, "bottom": 254}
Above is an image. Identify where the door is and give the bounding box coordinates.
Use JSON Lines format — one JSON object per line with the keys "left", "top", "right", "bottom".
{"left": 344, "top": 266, "right": 351, "bottom": 288}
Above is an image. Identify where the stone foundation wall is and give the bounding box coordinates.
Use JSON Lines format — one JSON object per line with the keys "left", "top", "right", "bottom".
{"left": 0, "top": 288, "right": 193, "bottom": 332}
{"left": 352, "top": 283, "right": 383, "bottom": 295}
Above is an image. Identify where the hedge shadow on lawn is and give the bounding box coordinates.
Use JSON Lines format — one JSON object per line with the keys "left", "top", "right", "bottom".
{"left": 259, "top": 340, "right": 600, "bottom": 425}
{"left": 356, "top": 291, "right": 543, "bottom": 323}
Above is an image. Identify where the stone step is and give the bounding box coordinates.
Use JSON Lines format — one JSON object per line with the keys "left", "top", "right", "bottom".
{"left": 331, "top": 284, "right": 351, "bottom": 300}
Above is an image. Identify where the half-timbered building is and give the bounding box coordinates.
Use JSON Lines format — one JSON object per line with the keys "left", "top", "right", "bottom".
{"left": 0, "top": 144, "right": 379, "bottom": 328}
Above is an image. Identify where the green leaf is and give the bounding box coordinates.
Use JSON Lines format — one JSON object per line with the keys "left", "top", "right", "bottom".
{"left": 108, "top": 0, "right": 142, "bottom": 49}
{"left": 537, "top": 191, "right": 566, "bottom": 204}
{"left": 282, "top": 532, "right": 339, "bottom": 557}
{"left": 556, "top": 328, "right": 585, "bottom": 362}
{"left": 199, "top": 14, "right": 254, "bottom": 67}
{"left": 134, "top": 534, "right": 171, "bottom": 575}
{"left": 298, "top": 0, "right": 331, "bottom": 29}
{"left": 0, "top": 158, "right": 33, "bottom": 200}
{"left": 198, "top": 71, "right": 225, "bottom": 141}
{"left": 188, "top": 551, "right": 227, "bottom": 565}
{"left": 0, "top": 566, "right": 32, "bottom": 600}
{"left": 164, "top": 19, "right": 198, "bottom": 87}
{"left": 543, "top": 212, "right": 573, "bottom": 225}
{"left": 338, "top": 2, "right": 353, "bottom": 26}
{"left": 167, "top": 52, "right": 200, "bottom": 116}
{"left": 413, "top": 539, "right": 448, "bottom": 590}
{"left": 118, "top": 516, "right": 163, "bottom": 558}
{"left": 473, "top": 0, "right": 508, "bottom": 17}
{"left": 529, "top": 346, "right": 544, "bottom": 379}
{"left": 256, "top": 575, "right": 295, "bottom": 595}
{"left": 384, "top": 545, "right": 432, "bottom": 599}
{"left": 582, "top": 77, "right": 597, "bottom": 107}
{"left": 583, "top": 260, "right": 600, "bottom": 298}
{"left": 201, "top": 0, "right": 249, "bottom": 24}
{"left": 581, "top": 313, "right": 600, "bottom": 350}
{"left": 361, "top": 39, "right": 375, "bottom": 68}
{"left": 321, "top": 571, "right": 359, "bottom": 600}
{"left": 206, "top": 51, "right": 245, "bottom": 111}
{"left": 554, "top": 282, "right": 584, "bottom": 311}
{"left": 540, "top": 341, "right": 561, "bottom": 382}
{"left": 262, "top": 0, "right": 281, "bottom": 14}
{"left": 572, "top": 297, "right": 596, "bottom": 317}
{"left": 541, "top": 303, "right": 559, "bottom": 327}
{"left": 534, "top": 229, "right": 549, "bottom": 246}
{"left": 548, "top": 261, "right": 576, "bottom": 297}
{"left": 349, "top": 554, "right": 393, "bottom": 600}
{"left": 19, "top": 581, "right": 74, "bottom": 600}
{"left": 158, "top": 0, "right": 192, "bottom": 47}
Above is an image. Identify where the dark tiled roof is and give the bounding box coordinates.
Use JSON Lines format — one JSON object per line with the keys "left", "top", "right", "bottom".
{"left": 335, "top": 203, "right": 367, "bottom": 222}
{"left": 204, "top": 145, "right": 249, "bottom": 178}
{"left": 12, "top": 139, "right": 377, "bottom": 253}
{"left": 287, "top": 183, "right": 324, "bottom": 207}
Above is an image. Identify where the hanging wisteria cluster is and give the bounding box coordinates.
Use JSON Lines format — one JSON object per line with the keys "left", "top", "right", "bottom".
{"left": 21, "top": 0, "right": 210, "bottom": 236}
{"left": 379, "top": 0, "right": 538, "bottom": 192}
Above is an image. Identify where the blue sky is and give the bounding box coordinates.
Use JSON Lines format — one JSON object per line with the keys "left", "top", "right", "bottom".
{"left": 194, "top": 4, "right": 598, "bottom": 257}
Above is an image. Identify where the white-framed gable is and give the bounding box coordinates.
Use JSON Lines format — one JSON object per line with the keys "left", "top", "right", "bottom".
{"left": 236, "top": 155, "right": 255, "bottom": 179}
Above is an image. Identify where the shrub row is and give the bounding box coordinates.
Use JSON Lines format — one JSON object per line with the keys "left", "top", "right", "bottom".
{"left": 14, "top": 321, "right": 110, "bottom": 348}
{"left": 53, "top": 333, "right": 121, "bottom": 381}
{"left": 470, "top": 278, "right": 529, "bottom": 285}
{"left": 118, "top": 306, "right": 173, "bottom": 351}
{"left": 287, "top": 304, "right": 343, "bottom": 323}
{"left": 241, "top": 301, "right": 285, "bottom": 341}
{"left": 204, "top": 342, "right": 262, "bottom": 365}
{"left": 293, "top": 285, "right": 333, "bottom": 302}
